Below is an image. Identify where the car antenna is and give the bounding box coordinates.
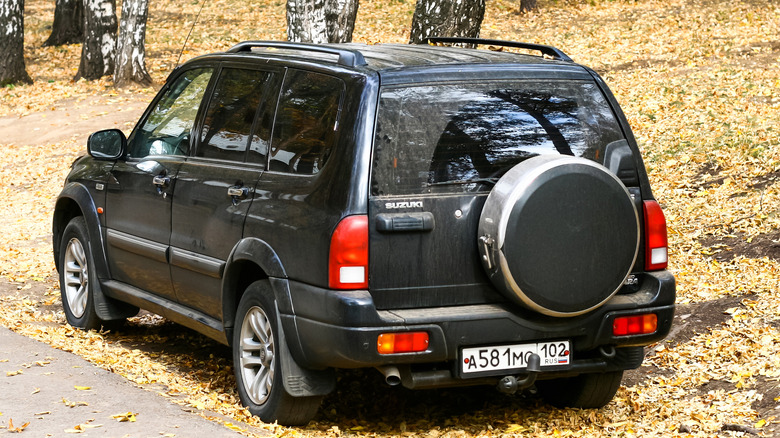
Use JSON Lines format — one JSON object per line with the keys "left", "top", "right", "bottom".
{"left": 175, "top": 0, "right": 208, "bottom": 69}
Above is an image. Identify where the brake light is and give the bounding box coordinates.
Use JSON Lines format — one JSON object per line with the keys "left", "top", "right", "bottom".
{"left": 613, "top": 314, "right": 658, "bottom": 336}
{"left": 643, "top": 200, "right": 668, "bottom": 271}
{"left": 377, "top": 332, "right": 429, "bottom": 354}
{"left": 328, "top": 215, "right": 368, "bottom": 289}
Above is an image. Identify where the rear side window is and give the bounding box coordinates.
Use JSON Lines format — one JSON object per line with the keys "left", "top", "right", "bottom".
{"left": 269, "top": 69, "right": 344, "bottom": 174}
{"left": 371, "top": 80, "right": 625, "bottom": 196}
{"left": 196, "top": 68, "right": 274, "bottom": 163}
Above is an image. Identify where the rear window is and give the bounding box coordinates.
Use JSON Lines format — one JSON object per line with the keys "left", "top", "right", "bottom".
{"left": 371, "top": 80, "right": 625, "bottom": 196}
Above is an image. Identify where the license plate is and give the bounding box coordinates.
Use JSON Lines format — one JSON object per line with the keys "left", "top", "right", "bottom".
{"left": 461, "top": 340, "right": 570, "bottom": 375}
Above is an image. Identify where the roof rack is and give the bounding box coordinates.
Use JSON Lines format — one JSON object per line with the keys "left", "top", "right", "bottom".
{"left": 227, "top": 41, "right": 368, "bottom": 68}
{"left": 425, "top": 37, "right": 573, "bottom": 62}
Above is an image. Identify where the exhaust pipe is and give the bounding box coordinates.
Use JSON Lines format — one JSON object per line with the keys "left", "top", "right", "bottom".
{"left": 376, "top": 366, "right": 402, "bottom": 386}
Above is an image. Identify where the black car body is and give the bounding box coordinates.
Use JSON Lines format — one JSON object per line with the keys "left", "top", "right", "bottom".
{"left": 53, "top": 39, "right": 675, "bottom": 425}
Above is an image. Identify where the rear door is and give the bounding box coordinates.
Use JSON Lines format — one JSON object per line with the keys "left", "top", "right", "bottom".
{"left": 169, "top": 65, "right": 280, "bottom": 317}
{"left": 368, "top": 79, "right": 627, "bottom": 310}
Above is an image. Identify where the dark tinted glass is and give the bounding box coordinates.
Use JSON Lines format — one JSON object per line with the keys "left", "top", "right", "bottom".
{"left": 371, "top": 80, "right": 625, "bottom": 195}
{"left": 128, "top": 68, "right": 213, "bottom": 158}
{"left": 269, "top": 70, "right": 343, "bottom": 174}
{"left": 197, "top": 68, "right": 273, "bottom": 162}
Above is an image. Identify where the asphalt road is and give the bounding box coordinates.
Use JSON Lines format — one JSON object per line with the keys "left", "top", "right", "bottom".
{"left": 0, "top": 326, "right": 245, "bottom": 437}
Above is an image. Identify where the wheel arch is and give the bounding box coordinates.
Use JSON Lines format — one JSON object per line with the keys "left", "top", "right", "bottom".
{"left": 53, "top": 183, "right": 105, "bottom": 276}
{"left": 53, "top": 183, "right": 138, "bottom": 320}
{"left": 221, "top": 238, "right": 292, "bottom": 341}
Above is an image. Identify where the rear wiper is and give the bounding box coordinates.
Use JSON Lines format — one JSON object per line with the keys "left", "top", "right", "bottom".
{"left": 426, "top": 178, "right": 499, "bottom": 187}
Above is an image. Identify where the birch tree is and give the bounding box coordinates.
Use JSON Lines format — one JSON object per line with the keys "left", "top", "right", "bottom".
{"left": 0, "top": 0, "right": 32, "bottom": 85}
{"left": 75, "top": 0, "right": 118, "bottom": 81}
{"left": 409, "top": 0, "right": 485, "bottom": 44}
{"left": 287, "top": 0, "right": 359, "bottom": 43}
{"left": 114, "top": 0, "right": 152, "bottom": 87}
{"left": 43, "top": 0, "right": 83, "bottom": 47}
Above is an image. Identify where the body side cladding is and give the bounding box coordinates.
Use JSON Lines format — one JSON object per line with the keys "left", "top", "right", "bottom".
{"left": 54, "top": 182, "right": 138, "bottom": 320}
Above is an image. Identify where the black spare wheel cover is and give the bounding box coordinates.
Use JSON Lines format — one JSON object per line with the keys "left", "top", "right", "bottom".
{"left": 478, "top": 155, "right": 639, "bottom": 317}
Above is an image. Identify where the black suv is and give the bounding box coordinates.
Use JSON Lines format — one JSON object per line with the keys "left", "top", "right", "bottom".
{"left": 53, "top": 38, "right": 675, "bottom": 425}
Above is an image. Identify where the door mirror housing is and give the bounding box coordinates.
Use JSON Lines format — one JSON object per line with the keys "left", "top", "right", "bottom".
{"left": 88, "top": 129, "right": 127, "bottom": 160}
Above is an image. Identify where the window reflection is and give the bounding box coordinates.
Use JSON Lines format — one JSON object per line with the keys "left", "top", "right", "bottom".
{"left": 269, "top": 69, "right": 344, "bottom": 174}
{"left": 372, "top": 81, "right": 625, "bottom": 196}
{"left": 197, "top": 68, "right": 273, "bottom": 162}
{"left": 128, "top": 68, "right": 213, "bottom": 158}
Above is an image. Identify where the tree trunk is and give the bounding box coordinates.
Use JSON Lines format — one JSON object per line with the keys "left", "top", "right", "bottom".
{"left": 75, "top": 0, "right": 117, "bottom": 81}
{"left": 409, "top": 0, "right": 486, "bottom": 44}
{"left": 0, "top": 0, "right": 32, "bottom": 85}
{"left": 113, "top": 0, "right": 152, "bottom": 87}
{"left": 286, "top": 0, "right": 359, "bottom": 43}
{"left": 519, "top": 0, "right": 537, "bottom": 13}
{"left": 43, "top": 0, "right": 83, "bottom": 47}
{"left": 325, "top": 0, "right": 359, "bottom": 43}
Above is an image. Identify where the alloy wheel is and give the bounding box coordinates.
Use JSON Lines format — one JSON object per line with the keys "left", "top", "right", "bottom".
{"left": 239, "top": 305, "right": 275, "bottom": 405}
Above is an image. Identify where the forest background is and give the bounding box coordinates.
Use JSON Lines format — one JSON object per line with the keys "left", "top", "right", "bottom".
{"left": 1, "top": 0, "right": 779, "bottom": 436}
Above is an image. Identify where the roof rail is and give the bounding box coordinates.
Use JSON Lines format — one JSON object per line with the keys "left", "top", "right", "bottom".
{"left": 227, "top": 41, "right": 368, "bottom": 68}
{"left": 425, "top": 37, "right": 573, "bottom": 62}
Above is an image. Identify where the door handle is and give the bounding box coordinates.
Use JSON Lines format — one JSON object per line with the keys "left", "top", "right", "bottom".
{"left": 152, "top": 175, "right": 170, "bottom": 188}
{"left": 376, "top": 212, "right": 435, "bottom": 232}
{"left": 227, "top": 187, "right": 248, "bottom": 198}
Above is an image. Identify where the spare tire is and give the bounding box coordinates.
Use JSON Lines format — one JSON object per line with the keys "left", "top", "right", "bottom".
{"left": 478, "top": 155, "right": 639, "bottom": 317}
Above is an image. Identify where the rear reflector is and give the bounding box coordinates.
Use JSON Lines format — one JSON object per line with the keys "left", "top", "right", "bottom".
{"left": 329, "top": 215, "right": 368, "bottom": 289}
{"left": 613, "top": 314, "right": 658, "bottom": 336}
{"left": 377, "top": 332, "right": 429, "bottom": 354}
{"left": 643, "top": 200, "right": 668, "bottom": 271}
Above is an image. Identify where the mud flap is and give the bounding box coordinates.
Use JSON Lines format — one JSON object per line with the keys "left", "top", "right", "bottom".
{"left": 276, "top": 310, "right": 336, "bottom": 397}
{"left": 92, "top": 279, "right": 139, "bottom": 321}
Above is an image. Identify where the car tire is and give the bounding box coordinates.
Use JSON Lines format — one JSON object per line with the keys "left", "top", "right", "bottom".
{"left": 536, "top": 370, "right": 623, "bottom": 409}
{"left": 58, "top": 216, "right": 103, "bottom": 331}
{"left": 232, "top": 280, "right": 322, "bottom": 426}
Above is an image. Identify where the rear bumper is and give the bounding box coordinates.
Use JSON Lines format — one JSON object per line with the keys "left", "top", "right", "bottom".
{"left": 281, "top": 271, "right": 675, "bottom": 374}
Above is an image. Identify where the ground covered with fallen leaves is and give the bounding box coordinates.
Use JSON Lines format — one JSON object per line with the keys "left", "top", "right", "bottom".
{"left": 1, "top": 0, "right": 779, "bottom": 436}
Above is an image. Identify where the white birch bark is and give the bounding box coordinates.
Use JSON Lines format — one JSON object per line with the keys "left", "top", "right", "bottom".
{"left": 114, "top": 0, "right": 152, "bottom": 87}
{"left": 75, "top": 0, "right": 117, "bottom": 81}
{"left": 0, "top": 0, "right": 32, "bottom": 85}
{"left": 287, "top": 0, "right": 358, "bottom": 43}
{"left": 409, "top": 0, "right": 486, "bottom": 44}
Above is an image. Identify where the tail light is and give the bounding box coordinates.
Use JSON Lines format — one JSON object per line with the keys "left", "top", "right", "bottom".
{"left": 613, "top": 313, "right": 658, "bottom": 336}
{"left": 377, "top": 332, "right": 429, "bottom": 354}
{"left": 329, "top": 215, "right": 368, "bottom": 289}
{"left": 643, "top": 200, "right": 668, "bottom": 271}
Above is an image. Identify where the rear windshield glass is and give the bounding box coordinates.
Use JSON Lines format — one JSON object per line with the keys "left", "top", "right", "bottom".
{"left": 371, "top": 80, "right": 625, "bottom": 196}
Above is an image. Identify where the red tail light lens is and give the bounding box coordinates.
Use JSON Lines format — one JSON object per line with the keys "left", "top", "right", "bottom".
{"left": 377, "top": 332, "right": 429, "bottom": 354}
{"left": 643, "top": 200, "right": 668, "bottom": 271}
{"left": 329, "top": 215, "right": 368, "bottom": 289}
{"left": 613, "top": 314, "right": 658, "bottom": 336}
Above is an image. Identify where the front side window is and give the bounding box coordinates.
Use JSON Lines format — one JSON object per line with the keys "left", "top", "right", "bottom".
{"left": 128, "top": 68, "right": 213, "bottom": 158}
{"left": 371, "top": 80, "right": 625, "bottom": 195}
{"left": 269, "top": 70, "right": 343, "bottom": 174}
{"left": 197, "top": 68, "right": 274, "bottom": 163}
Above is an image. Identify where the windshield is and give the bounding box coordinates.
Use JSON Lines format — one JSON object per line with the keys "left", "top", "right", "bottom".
{"left": 371, "top": 80, "right": 625, "bottom": 195}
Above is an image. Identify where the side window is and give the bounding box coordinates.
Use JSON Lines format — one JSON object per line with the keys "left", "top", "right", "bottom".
{"left": 197, "top": 68, "right": 274, "bottom": 163}
{"left": 269, "top": 70, "right": 343, "bottom": 174}
{"left": 128, "top": 68, "right": 213, "bottom": 158}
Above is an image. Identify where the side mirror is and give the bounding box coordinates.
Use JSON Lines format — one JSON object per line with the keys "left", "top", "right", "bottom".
{"left": 88, "top": 129, "right": 127, "bottom": 160}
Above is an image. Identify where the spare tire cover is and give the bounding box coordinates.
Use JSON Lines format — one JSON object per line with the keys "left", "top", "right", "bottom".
{"left": 478, "top": 155, "right": 639, "bottom": 317}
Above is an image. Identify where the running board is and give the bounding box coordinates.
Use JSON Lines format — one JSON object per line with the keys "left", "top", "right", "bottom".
{"left": 102, "top": 280, "right": 228, "bottom": 345}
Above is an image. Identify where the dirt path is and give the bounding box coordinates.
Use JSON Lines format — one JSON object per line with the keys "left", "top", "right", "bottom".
{"left": 0, "top": 93, "right": 149, "bottom": 147}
